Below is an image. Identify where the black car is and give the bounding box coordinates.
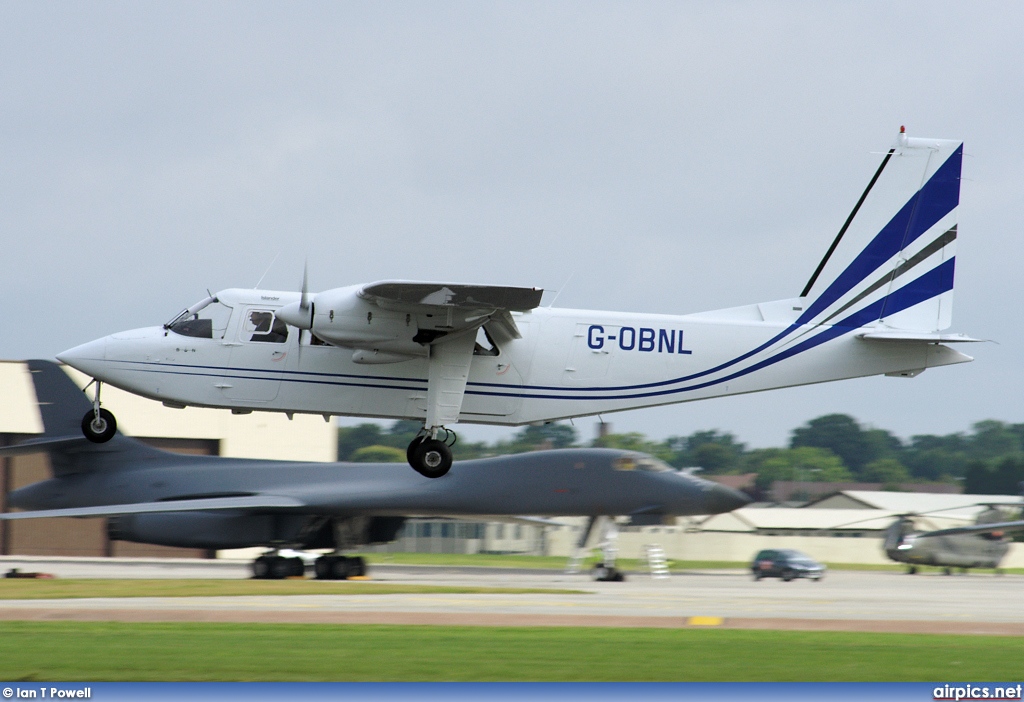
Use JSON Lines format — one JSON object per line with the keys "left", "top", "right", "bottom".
{"left": 751, "top": 549, "right": 826, "bottom": 581}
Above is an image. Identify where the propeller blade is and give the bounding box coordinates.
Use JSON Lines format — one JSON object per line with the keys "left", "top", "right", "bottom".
{"left": 300, "top": 260, "right": 310, "bottom": 313}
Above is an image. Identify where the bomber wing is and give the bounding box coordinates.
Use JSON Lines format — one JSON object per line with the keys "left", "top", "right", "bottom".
{"left": 0, "top": 495, "right": 304, "bottom": 520}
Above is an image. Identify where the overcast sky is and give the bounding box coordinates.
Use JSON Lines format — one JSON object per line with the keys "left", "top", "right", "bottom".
{"left": 2, "top": 2, "right": 1022, "bottom": 449}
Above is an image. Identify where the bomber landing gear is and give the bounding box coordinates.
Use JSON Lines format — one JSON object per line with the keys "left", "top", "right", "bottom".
{"left": 81, "top": 381, "right": 116, "bottom": 443}
{"left": 252, "top": 553, "right": 305, "bottom": 580}
{"left": 314, "top": 554, "right": 367, "bottom": 580}
{"left": 407, "top": 428, "right": 455, "bottom": 478}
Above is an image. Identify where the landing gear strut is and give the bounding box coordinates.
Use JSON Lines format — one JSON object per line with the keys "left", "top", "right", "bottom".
{"left": 407, "top": 428, "right": 455, "bottom": 478}
{"left": 81, "top": 381, "right": 117, "bottom": 443}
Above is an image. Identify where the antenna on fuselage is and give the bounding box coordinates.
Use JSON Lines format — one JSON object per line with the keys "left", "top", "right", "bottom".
{"left": 546, "top": 270, "right": 576, "bottom": 307}
{"left": 254, "top": 251, "right": 282, "bottom": 289}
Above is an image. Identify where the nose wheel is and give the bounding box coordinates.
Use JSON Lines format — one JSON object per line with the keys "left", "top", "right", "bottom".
{"left": 81, "top": 380, "right": 117, "bottom": 443}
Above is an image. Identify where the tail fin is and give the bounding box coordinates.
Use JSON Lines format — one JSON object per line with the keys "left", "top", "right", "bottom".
{"left": 1, "top": 360, "right": 167, "bottom": 474}
{"left": 799, "top": 129, "right": 962, "bottom": 333}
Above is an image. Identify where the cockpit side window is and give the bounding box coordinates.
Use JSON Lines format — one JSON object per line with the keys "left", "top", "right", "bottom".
{"left": 244, "top": 310, "right": 289, "bottom": 344}
{"left": 613, "top": 455, "right": 673, "bottom": 472}
{"left": 166, "top": 297, "right": 234, "bottom": 340}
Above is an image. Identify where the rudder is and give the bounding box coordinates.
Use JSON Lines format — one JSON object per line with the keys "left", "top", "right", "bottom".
{"left": 799, "top": 129, "right": 962, "bottom": 333}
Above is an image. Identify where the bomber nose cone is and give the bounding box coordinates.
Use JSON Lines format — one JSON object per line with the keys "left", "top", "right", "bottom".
{"left": 705, "top": 483, "right": 751, "bottom": 514}
{"left": 56, "top": 337, "right": 108, "bottom": 376}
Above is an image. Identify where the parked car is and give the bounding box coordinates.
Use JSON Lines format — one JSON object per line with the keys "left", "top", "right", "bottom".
{"left": 751, "top": 549, "right": 826, "bottom": 581}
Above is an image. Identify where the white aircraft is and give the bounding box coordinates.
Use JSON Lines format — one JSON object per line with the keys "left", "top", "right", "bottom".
{"left": 59, "top": 129, "right": 977, "bottom": 478}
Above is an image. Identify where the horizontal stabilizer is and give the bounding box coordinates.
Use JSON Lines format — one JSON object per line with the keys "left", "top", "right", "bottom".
{"left": 858, "top": 331, "right": 984, "bottom": 343}
{"left": 0, "top": 495, "right": 304, "bottom": 520}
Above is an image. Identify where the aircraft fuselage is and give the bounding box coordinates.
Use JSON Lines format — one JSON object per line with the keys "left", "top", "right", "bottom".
{"left": 59, "top": 288, "right": 972, "bottom": 427}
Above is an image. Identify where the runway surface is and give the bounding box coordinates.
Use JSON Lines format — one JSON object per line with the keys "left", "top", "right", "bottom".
{"left": 1, "top": 556, "right": 1021, "bottom": 635}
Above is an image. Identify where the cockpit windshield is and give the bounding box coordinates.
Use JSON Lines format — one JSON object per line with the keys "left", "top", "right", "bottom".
{"left": 165, "top": 296, "right": 234, "bottom": 340}
{"left": 612, "top": 455, "right": 674, "bottom": 473}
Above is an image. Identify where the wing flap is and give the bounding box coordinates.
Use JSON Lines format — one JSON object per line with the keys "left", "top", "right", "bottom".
{"left": 0, "top": 495, "right": 304, "bottom": 520}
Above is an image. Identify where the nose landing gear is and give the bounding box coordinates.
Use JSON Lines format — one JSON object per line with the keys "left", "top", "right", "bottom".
{"left": 81, "top": 381, "right": 117, "bottom": 443}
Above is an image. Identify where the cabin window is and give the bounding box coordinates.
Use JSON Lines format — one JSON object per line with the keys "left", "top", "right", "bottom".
{"left": 244, "top": 310, "right": 289, "bottom": 344}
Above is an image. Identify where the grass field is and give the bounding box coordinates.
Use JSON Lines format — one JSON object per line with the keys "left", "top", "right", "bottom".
{"left": 0, "top": 621, "right": 1021, "bottom": 681}
{"left": 0, "top": 578, "right": 582, "bottom": 599}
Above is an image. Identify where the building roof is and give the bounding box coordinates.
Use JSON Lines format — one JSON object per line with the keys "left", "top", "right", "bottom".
{"left": 699, "top": 507, "right": 900, "bottom": 532}
{"left": 808, "top": 490, "right": 1023, "bottom": 519}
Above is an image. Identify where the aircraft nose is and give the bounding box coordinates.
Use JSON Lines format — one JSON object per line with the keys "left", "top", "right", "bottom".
{"left": 56, "top": 337, "right": 108, "bottom": 376}
{"left": 704, "top": 483, "right": 751, "bottom": 514}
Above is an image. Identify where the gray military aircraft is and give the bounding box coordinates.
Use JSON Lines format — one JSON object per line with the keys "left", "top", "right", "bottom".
{"left": 0, "top": 360, "right": 749, "bottom": 579}
{"left": 881, "top": 507, "right": 1024, "bottom": 574}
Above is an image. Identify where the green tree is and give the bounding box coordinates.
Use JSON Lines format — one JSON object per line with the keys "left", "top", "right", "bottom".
{"left": 337, "top": 423, "right": 387, "bottom": 461}
{"left": 790, "top": 414, "right": 876, "bottom": 473}
{"left": 860, "top": 458, "right": 911, "bottom": 486}
{"left": 969, "top": 421, "right": 1023, "bottom": 461}
{"left": 965, "top": 457, "right": 1024, "bottom": 495}
{"left": 350, "top": 445, "right": 407, "bottom": 462}
{"left": 747, "top": 446, "right": 852, "bottom": 492}
{"left": 667, "top": 430, "right": 746, "bottom": 472}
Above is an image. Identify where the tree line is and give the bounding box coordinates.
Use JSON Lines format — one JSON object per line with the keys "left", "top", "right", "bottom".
{"left": 337, "top": 414, "right": 1024, "bottom": 496}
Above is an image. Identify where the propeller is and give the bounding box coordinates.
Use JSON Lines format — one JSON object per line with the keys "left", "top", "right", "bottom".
{"left": 275, "top": 261, "right": 316, "bottom": 360}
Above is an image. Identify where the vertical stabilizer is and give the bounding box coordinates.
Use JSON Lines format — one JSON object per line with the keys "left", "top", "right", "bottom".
{"left": 799, "top": 129, "right": 962, "bottom": 332}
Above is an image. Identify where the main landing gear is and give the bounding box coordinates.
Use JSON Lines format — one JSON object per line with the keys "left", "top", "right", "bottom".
{"left": 252, "top": 553, "right": 305, "bottom": 579}
{"left": 81, "top": 380, "right": 117, "bottom": 443}
{"left": 251, "top": 552, "right": 368, "bottom": 580}
{"left": 406, "top": 427, "right": 456, "bottom": 478}
{"left": 313, "top": 554, "right": 367, "bottom": 580}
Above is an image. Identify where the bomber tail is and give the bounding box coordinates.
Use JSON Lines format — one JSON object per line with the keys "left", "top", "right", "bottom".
{"left": 798, "top": 128, "right": 962, "bottom": 333}
{"left": 0, "top": 360, "right": 169, "bottom": 475}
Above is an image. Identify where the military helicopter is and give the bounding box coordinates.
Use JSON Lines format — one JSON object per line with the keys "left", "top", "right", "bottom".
{"left": 880, "top": 504, "right": 1024, "bottom": 574}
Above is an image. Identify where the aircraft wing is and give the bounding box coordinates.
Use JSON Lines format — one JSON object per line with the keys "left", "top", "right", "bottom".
{"left": 360, "top": 281, "right": 544, "bottom": 340}
{"left": 0, "top": 495, "right": 304, "bottom": 520}
{"left": 360, "top": 281, "right": 543, "bottom": 311}
{"left": 925, "top": 520, "right": 1024, "bottom": 538}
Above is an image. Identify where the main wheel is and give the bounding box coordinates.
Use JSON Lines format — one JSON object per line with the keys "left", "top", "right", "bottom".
{"left": 252, "top": 556, "right": 270, "bottom": 579}
{"left": 332, "top": 556, "right": 351, "bottom": 580}
{"left": 269, "top": 556, "right": 291, "bottom": 580}
{"left": 81, "top": 408, "right": 117, "bottom": 443}
{"left": 350, "top": 556, "right": 366, "bottom": 577}
{"left": 407, "top": 437, "right": 426, "bottom": 467}
{"left": 314, "top": 556, "right": 334, "bottom": 580}
{"left": 412, "top": 439, "right": 452, "bottom": 478}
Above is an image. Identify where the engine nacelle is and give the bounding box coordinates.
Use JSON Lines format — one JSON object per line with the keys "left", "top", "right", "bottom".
{"left": 108, "top": 513, "right": 407, "bottom": 551}
{"left": 108, "top": 512, "right": 309, "bottom": 549}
